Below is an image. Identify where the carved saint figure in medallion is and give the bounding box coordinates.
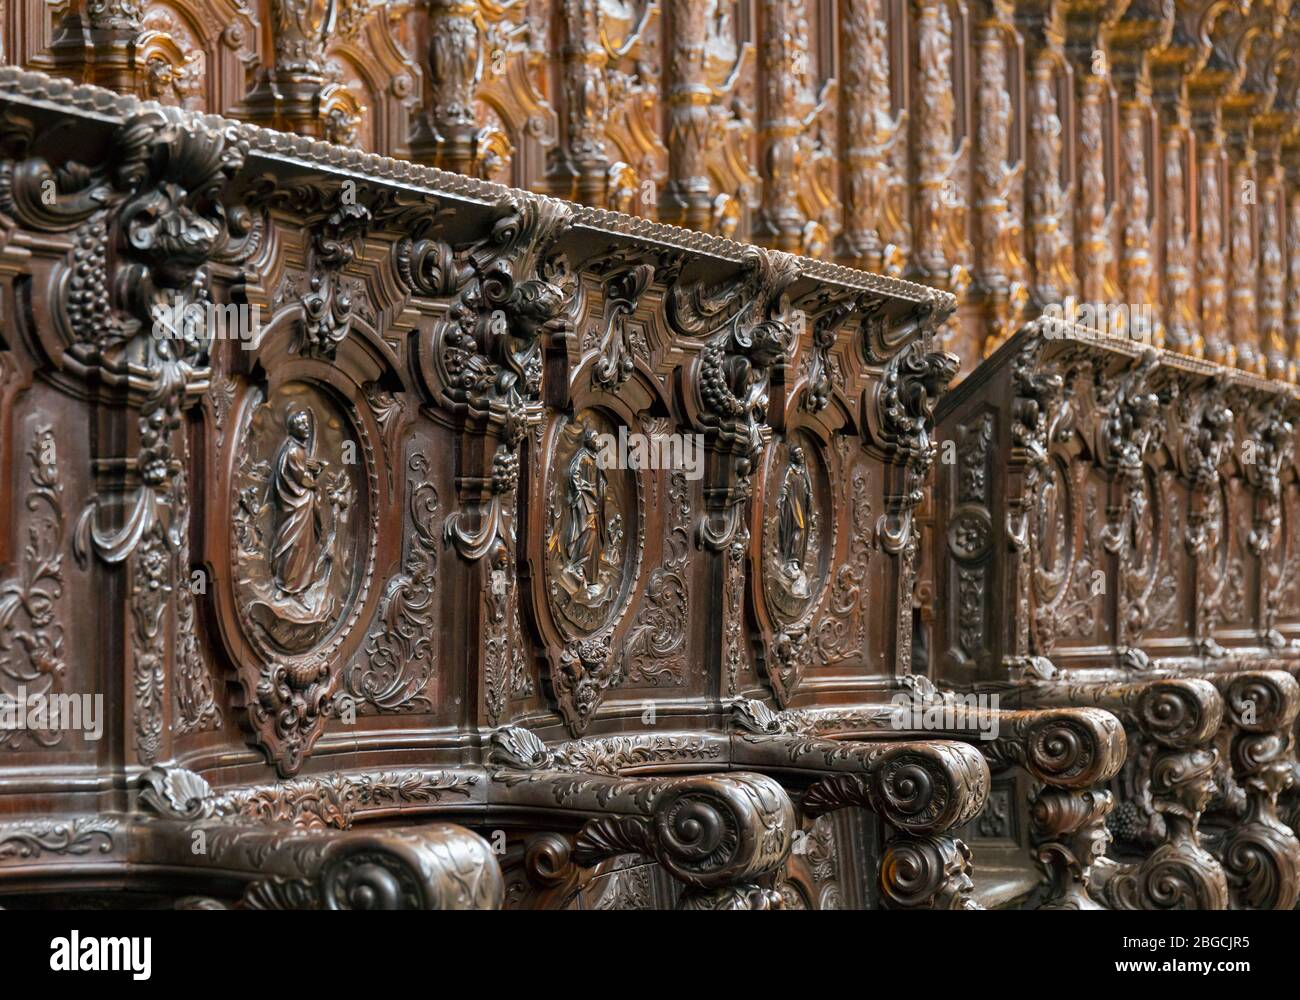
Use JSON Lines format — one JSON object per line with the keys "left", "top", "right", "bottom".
{"left": 545, "top": 411, "right": 636, "bottom": 637}
{"left": 561, "top": 427, "right": 614, "bottom": 599}
{"left": 761, "top": 434, "right": 830, "bottom": 623}
{"left": 232, "top": 384, "right": 364, "bottom": 654}
{"left": 777, "top": 445, "right": 813, "bottom": 598}
{"left": 272, "top": 407, "right": 327, "bottom": 595}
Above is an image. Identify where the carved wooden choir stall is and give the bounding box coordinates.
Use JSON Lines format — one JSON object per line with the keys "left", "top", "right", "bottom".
{"left": 929, "top": 319, "right": 1300, "bottom": 909}
{"left": 1, "top": 0, "right": 1300, "bottom": 910}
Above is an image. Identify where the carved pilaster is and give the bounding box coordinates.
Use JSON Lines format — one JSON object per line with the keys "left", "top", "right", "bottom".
{"left": 670, "top": 246, "right": 802, "bottom": 551}
{"left": 867, "top": 334, "right": 960, "bottom": 673}
{"left": 0, "top": 106, "right": 248, "bottom": 767}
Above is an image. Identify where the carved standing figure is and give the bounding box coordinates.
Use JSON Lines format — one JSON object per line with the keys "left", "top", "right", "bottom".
{"left": 563, "top": 427, "right": 609, "bottom": 595}
{"left": 272, "top": 407, "right": 325, "bottom": 595}
{"left": 778, "top": 445, "right": 812, "bottom": 597}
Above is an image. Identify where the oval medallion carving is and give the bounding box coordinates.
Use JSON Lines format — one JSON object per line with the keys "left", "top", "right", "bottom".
{"left": 761, "top": 433, "right": 833, "bottom": 623}
{"left": 1033, "top": 456, "right": 1072, "bottom": 603}
{"left": 544, "top": 409, "right": 638, "bottom": 638}
{"left": 231, "top": 381, "right": 373, "bottom": 657}
{"left": 750, "top": 431, "right": 835, "bottom": 706}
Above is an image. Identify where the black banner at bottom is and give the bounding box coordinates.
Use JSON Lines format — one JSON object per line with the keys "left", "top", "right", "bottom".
{"left": 0, "top": 907, "right": 1284, "bottom": 987}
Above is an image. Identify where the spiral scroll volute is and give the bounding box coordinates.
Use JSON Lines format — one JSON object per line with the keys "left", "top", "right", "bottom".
{"left": 648, "top": 773, "right": 795, "bottom": 888}
{"left": 880, "top": 836, "right": 979, "bottom": 910}
{"left": 868, "top": 741, "right": 990, "bottom": 834}
{"left": 1021, "top": 708, "right": 1127, "bottom": 788}
{"left": 1135, "top": 678, "right": 1224, "bottom": 750}
{"left": 1217, "top": 670, "right": 1300, "bottom": 735}
{"left": 319, "top": 826, "right": 504, "bottom": 910}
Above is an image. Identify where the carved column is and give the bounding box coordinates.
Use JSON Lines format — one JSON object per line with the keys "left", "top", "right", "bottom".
{"left": 1119, "top": 99, "right": 1160, "bottom": 342}
{"left": 241, "top": 0, "right": 364, "bottom": 142}
{"left": 973, "top": 3, "right": 1029, "bottom": 356}
{"left": 1150, "top": 1, "right": 1216, "bottom": 359}
{"left": 1228, "top": 141, "right": 1260, "bottom": 372}
{"left": 1068, "top": 10, "right": 1124, "bottom": 312}
{"left": 757, "top": 0, "right": 810, "bottom": 252}
{"left": 839, "top": 0, "right": 909, "bottom": 275}
{"left": 1020, "top": 1, "right": 1075, "bottom": 322}
{"left": 1160, "top": 116, "right": 1197, "bottom": 355}
{"left": 1198, "top": 126, "right": 1230, "bottom": 363}
{"left": 1186, "top": 1, "right": 1247, "bottom": 367}
{"left": 422, "top": 0, "right": 482, "bottom": 174}
{"left": 1259, "top": 147, "right": 1289, "bottom": 380}
{"left": 912, "top": 0, "right": 973, "bottom": 347}
{"left": 559, "top": 0, "right": 611, "bottom": 205}
{"left": 45, "top": 1, "right": 143, "bottom": 93}
{"left": 1287, "top": 167, "right": 1300, "bottom": 381}
{"left": 662, "top": 0, "right": 714, "bottom": 230}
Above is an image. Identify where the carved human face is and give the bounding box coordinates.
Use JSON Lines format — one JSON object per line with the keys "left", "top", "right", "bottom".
{"left": 288, "top": 408, "right": 312, "bottom": 441}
